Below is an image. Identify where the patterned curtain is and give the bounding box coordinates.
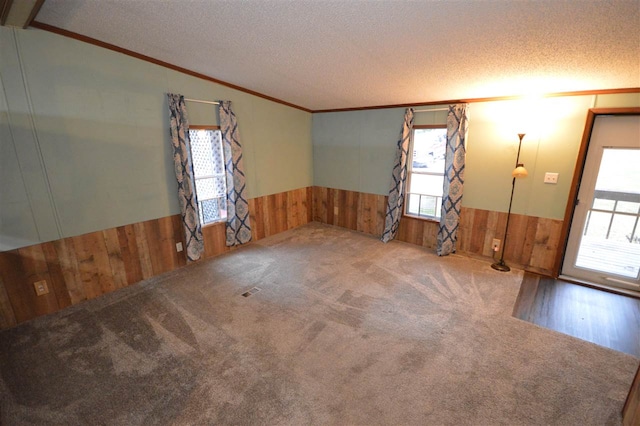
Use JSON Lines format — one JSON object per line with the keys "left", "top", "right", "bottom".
{"left": 219, "top": 101, "right": 252, "bottom": 246}
{"left": 437, "top": 104, "right": 469, "bottom": 256}
{"left": 381, "top": 108, "right": 415, "bottom": 243}
{"left": 167, "top": 93, "right": 204, "bottom": 262}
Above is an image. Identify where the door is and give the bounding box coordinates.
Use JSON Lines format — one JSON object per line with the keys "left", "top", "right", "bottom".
{"left": 562, "top": 115, "right": 640, "bottom": 292}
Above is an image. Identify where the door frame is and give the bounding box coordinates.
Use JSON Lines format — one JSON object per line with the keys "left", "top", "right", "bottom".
{"left": 553, "top": 107, "right": 640, "bottom": 277}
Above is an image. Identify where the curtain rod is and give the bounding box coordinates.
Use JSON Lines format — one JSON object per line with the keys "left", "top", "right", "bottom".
{"left": 184, "top": 98, "right": 220, "bottom": 105}
{"left": 413, "top": 107, "right": 449, "bottom": 113}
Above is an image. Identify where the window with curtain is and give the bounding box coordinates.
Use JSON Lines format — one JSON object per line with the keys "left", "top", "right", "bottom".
{"left": 405, "top": 125, "right": 447, "bottom": 220}
{"left": 188, "top": 127, "right": 227, "bottom": 225}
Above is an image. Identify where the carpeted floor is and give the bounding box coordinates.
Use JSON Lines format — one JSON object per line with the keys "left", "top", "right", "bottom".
{"left": 1, "top": 223, "right": 638, "bottom": 425}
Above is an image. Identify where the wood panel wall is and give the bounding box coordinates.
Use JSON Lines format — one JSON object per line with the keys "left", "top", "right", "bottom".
{"left": 312, "top": 186, "right": 387, "bottom": 235}
{"left": 623, "top": 364, "right": 640, "bottom": 426}
{"left": 312, "top": 186, "right": 563, "bottom": 276}
{"left": 457, "top": 207, "right": 563, "bottom": 276}
{"left": 0, "top": 187, "right": 312, "bottom": 330}
{"left": 1, "top": 185, "right": 563, "bottom": 330}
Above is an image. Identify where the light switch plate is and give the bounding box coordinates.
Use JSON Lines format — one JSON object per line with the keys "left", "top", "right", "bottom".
{"left": 176, "top": 242, "right": 183, "bottom": 252}
{"left": 544, "top": 172, "right": 559, "bottom": 184}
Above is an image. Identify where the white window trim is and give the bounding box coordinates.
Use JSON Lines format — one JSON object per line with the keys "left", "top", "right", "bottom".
{"left": 188, "top": 128, "right": 228, "bottom": 226}
{"left": 404, "top": 126, "right": 447, "bottom": 221}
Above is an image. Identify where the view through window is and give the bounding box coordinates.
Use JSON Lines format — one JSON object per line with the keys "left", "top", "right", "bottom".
{"left": 576, "top": 148, "right": 640, "bottom": 278}
{"left": 188, "top": 128, "right": 227, "bottom": 225}
{"left": 405, "top": 127, "right": 447, "bottom": 219}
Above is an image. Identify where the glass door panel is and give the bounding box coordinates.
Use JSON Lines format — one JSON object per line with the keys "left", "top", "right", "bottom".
{"left": 562, "top": 115, "right": 640, "bottom": 292}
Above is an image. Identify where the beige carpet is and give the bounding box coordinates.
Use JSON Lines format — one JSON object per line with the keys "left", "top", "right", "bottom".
{"left": 1, "top": 223, "right": 638, "bottom": 425}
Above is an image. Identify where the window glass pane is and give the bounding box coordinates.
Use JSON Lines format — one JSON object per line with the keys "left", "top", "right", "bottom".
{"left": 419, "top": 195, "right": 437, "bottom": 217}
{"left": 409, "top": 174, "right": 444, "bottom": 197}
{"left": 189, "top": 130, "right": 215, "bottom": 177}
{"left": 200, "top": 198, "right": 227, "bottom": 224}
{"left": 406, "top": 193, "right": 420, "bottom": 215}
{"left": 593, "top": 198, "right": 614, "bottom": 211}
{"left": 406, "top": 127, "right": 446, "bottom": 219}
{"left": 196, "top": 177, "right": 226, "bottom": 200}
{"left": 583, "top": 211, "right": 612, "bottom": 238}
{"left": 616, "top": 201, "right": 640, "bottom": 214}
{"left": 211, "top": 131, "right": 225, "bottom": 175}
{"left": 412, "top": 129, "right": 446, "bottom": 173}
{"left": 608, "top": 214, "right": 637, "bottom": 243}
{"left": 188, "top": 129, "right": 227, "bottom": 224}
{"left": 595, "top": 149, "right": 640, "bottom": 193}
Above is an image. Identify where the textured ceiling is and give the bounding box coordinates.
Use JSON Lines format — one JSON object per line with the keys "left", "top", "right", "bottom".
{"left": 35, "top": 0, "right": 640, "bottom": 111}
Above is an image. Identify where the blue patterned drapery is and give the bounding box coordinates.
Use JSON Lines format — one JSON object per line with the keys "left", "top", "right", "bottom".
{"left": 167, "top": 93, "right": 204, "bottom": 262}
{"left": 219, "top": 101, "right": 252, "bottom": 246}
{"left": 381, "top": 108, "right": 414, "bottom": 243}
{"left": 437, "top": 104, "right": 469, "bottom": 256}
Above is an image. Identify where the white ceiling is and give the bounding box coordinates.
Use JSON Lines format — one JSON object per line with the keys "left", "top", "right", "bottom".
{"left": 35, "top": 0, "right": 640, "bottom": 111}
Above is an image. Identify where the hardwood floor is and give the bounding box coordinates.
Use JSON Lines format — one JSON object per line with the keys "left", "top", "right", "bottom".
{"left": 513, "top": 273, "right": 640, "bottom": 358}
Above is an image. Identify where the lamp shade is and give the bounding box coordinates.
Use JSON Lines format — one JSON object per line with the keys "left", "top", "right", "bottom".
{"left": 512, "top": 164, "right": 528, "bottom": 178}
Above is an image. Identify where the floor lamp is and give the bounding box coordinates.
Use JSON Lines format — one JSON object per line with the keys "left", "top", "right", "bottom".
{"left": 491, "top": 133, "right": 528, "bottom": 272}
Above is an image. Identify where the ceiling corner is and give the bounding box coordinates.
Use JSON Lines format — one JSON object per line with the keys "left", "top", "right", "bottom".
{"left": 1, "top": 0, "right": 46, "bottom": 29}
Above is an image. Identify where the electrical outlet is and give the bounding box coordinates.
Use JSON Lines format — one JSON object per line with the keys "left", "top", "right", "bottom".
{"left": 34, "top": 280, "right": 49, "bottom": 296}
{"left": 492, "top": 238, "right": 501, "bottom": 252}
{"left": 544, "top": 172, "right": 559, "bottom": 184}
{"left": 176, "top": 242, "right": 183, "bottom": 252}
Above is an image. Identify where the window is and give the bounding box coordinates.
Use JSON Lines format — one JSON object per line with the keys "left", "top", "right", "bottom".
{"left": 405, "top": 126, "right": 447, "bottom": 220}
{"left": 188, "top": 127, "right": 227, "bottom": 225}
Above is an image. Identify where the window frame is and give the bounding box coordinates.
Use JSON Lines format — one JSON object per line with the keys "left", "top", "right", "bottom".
{"left": 188, "top": 125, "right": 227, "bottom": 227}
{"left": 404, "top": 124, "right": 447, "bottom": 222}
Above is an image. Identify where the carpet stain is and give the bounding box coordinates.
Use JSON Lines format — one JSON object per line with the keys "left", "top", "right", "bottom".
{"left": 351, "top": 259, "right": 372, "bottom": 272}
{"left": 325, "top": 306, "right": 364, "bottom": 329}
{"left": 337, "top": 290, "right": 375, "bottom": 310}
{"left": 300, "top": 321, "right": 326, "bottom": 348}
{"left": 137, "top": 293, "right": 200, "bottom": 351}
{"left": 97, "top": 300, "right": 163, "bottom": 354}
{"left": 398, "top": 348, "right": 427, "bottom": 372}
{"left": 350, "top": 353, "right": 379, "bottom": 375}
{"left": 102, "top": 325, "right": 159, "bottom": 375}
{"left": 364, "top": 264, "right": 397, "bottom": 288}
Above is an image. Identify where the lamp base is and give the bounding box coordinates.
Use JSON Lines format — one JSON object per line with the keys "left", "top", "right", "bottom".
{"left": 491, "top": 260, "right": 511, "bottom": 272}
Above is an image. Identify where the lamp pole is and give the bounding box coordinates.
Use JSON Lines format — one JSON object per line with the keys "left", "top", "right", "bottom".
{"left": 491, "top": 133, "right": 526, "bottom": 272}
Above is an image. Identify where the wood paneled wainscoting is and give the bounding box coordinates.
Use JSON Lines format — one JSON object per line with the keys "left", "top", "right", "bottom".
{"left": 624, "top": 364, "right": 640, "bottom": 426}
{"left": 312, "top": 186, "right": 563, "bottom": 276}
{"left": 0, "top": 187, "right": 312, "bottom": 330}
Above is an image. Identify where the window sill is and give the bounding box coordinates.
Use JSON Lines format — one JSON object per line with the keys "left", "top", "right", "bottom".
{"left": 403, "top": 213, "right": 440, "bottom": 224}
{"left": 202, "top": 219, "right": 227, "bottom": 228}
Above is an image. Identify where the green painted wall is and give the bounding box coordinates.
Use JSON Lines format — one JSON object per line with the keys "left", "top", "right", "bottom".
{"left": 312, "top": 93, "right": 640, "bottom": 220}
{"left": 2, "top": 26, "right": 637, "bottom": 252}
{"left": 0, "top": 27, "right": 312, "bottom": 250}
{"left": 312, "top": 107, "right": 452, "bottom": 195}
